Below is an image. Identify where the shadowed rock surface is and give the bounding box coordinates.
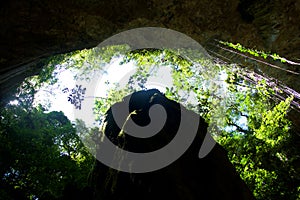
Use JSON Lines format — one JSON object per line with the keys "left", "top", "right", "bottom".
{"left": 90, "top": 89, "right": 255, "bottom": 200}
{"left": 1, "top": 0, "right": 300, "bottom": 103}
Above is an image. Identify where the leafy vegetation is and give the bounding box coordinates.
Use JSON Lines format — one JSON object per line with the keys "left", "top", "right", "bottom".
{"left": 0, "top": 104, "right": 94, "bottom": 199}
{"left": 219, "top": 41, "right": 285, "bottom": 62}
{"left": 93, "top": 48, "right": 299, "bottom": 199}
{"left": 218, "top": 80, "right": 298, "bottom": 199}
{"left": 219, "top": 40, "right": 300, "bottom": 66}
{"left": 1, "top": 43, "right": 299, "bottom": 199}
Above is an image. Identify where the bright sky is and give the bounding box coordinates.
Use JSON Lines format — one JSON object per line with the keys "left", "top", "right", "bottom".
{"left": 34, "top": 69, "right": 76, "bottom": 121}
{"left": 33, "top": 56, "right": 242, "bottom": 130}
{"left": 34, "top": 59, "right": 126, "bottom": 123}
{"left": 34, "top": 57, "right": 174, "bottom": 125}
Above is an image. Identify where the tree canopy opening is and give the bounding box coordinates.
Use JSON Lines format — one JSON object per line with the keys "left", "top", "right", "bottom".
{"left": 1, "top": 42, "right": 300, "bottom": 200}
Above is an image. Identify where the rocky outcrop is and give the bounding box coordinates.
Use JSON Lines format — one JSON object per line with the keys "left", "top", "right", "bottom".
{"left": 90, "top": 89, "right": 255, "bottom": 200}
{"left": 1, "top": 0, "right": 300, "bottom": 102}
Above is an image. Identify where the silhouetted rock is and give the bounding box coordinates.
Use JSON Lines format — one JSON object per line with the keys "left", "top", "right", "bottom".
{"left": 90, "top": 89, "right": 255, "bottom": 200}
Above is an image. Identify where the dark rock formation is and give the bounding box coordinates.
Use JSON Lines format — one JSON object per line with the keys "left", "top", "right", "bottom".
{"left": 1, "top": 0, "right": 300, "bottom": 102}
{"left": 90, "top": 89, "right": 255, "bottom": 200}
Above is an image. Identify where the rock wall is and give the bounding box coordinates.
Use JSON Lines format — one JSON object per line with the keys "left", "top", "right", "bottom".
{"left": 1, "top": 0, "right": 299, "bottom": 101}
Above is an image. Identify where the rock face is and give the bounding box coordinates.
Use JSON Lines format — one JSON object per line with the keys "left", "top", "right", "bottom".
{"left": 90, "top": 89, "right": 255, "bottom": 200}
{"left": 1, "top": 0, "right": 300, "bottom": 102}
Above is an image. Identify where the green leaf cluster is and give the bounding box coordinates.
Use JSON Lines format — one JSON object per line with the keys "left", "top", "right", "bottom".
{"left": 5, "top": 43, "right": 299, "bottom": 200}
{"left": 219, "top": 41, "right": 287, "bottom": 63}
{"left": 217, "top": 78, "right": 299, "bottom": 199}
{"left": 0, "top": 104, "right": 94, "bottom": 199}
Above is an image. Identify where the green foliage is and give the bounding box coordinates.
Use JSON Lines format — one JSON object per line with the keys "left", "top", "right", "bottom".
{"left": 93, "top": 48, "right": 198, "bottom": 120}
{"left": 4, "top": 42, "right": 299, "bottom": 199}
{"left": 219, "top": 40, "right": 288, "bottom": 63}
{"left": 121, "top": 48, "right": 227, "bottom": 117}
{"left": 93, "top": 48, "right": 299, "bottom": 199}
{"left": 0, "top": 104, "right": 94, "bottom": 199}
{"left": 254, "top": 96, "right": 293, "bottom": 147}
{"left": 217, "top": 77, "right": 298, "bottom": 199}
{"left": 70, "top": 45, "right": 130, "bottom": 81}
{"left": 94, "top": 87, "right": 134, "bottom": 124}
{"left": 30, "top": 45, "right": 130, "bottom": 90}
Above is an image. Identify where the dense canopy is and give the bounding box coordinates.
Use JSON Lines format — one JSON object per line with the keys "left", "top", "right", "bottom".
{"left": 1, "top": 42, "right": 299, "bottom": 199}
